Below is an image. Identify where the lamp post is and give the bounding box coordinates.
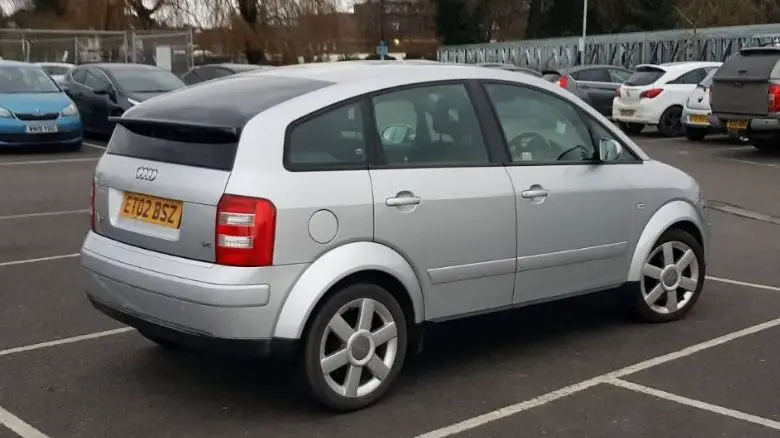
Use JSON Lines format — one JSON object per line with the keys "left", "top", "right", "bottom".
{"left": 580, "top": 0, "right": 587, "bottom": 65}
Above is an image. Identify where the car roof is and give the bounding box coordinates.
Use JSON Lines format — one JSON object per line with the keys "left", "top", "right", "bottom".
{"left": 0, "top": 60, "right": 34, "bottom": 67}
{"left": 35, "top": 62, "right": 74, "bottom": 67}
{"left": 553, "top": 64, "right": 629, "bottom": 74}
{"left": 81, "top": 62, "right": 164, "bottom": 71}
{"left": 198, "top": 63, "right": 268, "bottom": 71}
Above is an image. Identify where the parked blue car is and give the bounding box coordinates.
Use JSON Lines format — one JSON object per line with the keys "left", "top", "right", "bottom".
{"left": 0, "top": 60, "right": 83, "bottom": 151}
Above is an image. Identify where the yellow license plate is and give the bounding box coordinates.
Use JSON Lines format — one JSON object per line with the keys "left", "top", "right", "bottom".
{"left": 688, "top": 115, "right": 709, "bottom": 125}
{"left": 726, "top": 119, "right": 748, "bottom": 130}
{"left": 120, "top": 192, "right": 183, "bottom": 229}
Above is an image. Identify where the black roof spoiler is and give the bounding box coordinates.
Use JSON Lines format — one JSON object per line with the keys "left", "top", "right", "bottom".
{"left": 109, "top": 116, "right": 241, "bottom": 142}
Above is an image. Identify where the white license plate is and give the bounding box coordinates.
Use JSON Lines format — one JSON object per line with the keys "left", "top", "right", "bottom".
{"left": 25, "top": 124, "right": 58, "bottom": 134}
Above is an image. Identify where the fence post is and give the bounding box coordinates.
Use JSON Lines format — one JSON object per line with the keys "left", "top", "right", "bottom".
{"left": 188, "top": 27, "right": 195, "bottom": 69}
{"left": 131, "top": 31, "right": 137, "bottom": 64}
{"left": 73, "top": 36, "right": 78, "bottom": 64}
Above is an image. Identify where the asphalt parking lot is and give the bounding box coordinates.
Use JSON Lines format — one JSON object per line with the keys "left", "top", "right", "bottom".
{"left": 1, "top": 134, "right": 780, "bottom": 438}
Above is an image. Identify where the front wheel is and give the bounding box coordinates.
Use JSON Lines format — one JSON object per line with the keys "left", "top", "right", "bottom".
{"left": 301, "top": 283, "right": 408, "bottom": 411}
{"left": 657, "top": 106, "right": 684, "bottom": 137}
{"left": 627, "top": 229, "right": 706, "bottom": 323}
{"left": 619, "top": 122, "right": 644, "bottom": 135}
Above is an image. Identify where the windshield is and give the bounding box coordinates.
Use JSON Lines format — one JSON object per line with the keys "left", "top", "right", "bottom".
{"left": 110, "top": 68, "right": 185, "bottom": 93}
{"left": 625, "top": 67, "right": 665, "bottom": 86}
{"left": 40, "top": 65, "right": 72, "bottom": 76}
{"left": 0, "top": 65, "right": 61, "bottom": 93}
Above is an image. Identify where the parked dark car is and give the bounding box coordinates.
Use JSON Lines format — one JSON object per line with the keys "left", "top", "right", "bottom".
{"left": 542, "top": 65, "right": 633, "bottom": 117}
{"left": 477, "top": 63, "right": 542, "bottom": 77}
{"left": 181, "top": 63, "right": 273, "bottom": 85}
{"left": 63, "top": 63, "right": 186, "bottom": 135}
{"left": 710, "top": 46, "right": 780, "bottom": 152}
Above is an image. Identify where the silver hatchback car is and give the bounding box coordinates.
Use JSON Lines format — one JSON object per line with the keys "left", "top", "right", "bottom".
{"left": 82, "top": 62, "right": 710, "bottom": 412}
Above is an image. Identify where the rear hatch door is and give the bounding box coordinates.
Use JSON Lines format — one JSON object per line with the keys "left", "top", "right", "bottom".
{"left": 620, "top": 65, "right": 666, "bottom": 103}
{"left": 94, "top": 119, "right": 238, "bottom": 263}
{"left": 711, "top": 47, "right": 780, "bottom": 116}
{"left": 686, "top": 68, "right": 718, "bottom": 110}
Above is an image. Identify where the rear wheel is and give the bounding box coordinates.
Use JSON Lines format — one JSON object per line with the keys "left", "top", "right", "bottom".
{"left": 300, "top": 282, "right": 408, "bottom": 411}
{"left": 619, "top": 122, "right": 644, "bottom": 135}
{"left": 627, "top": 229, "right": 705, "bottom": 323}
{"left": 684, "top": 127, "right": 708, "bottom": 141}
{"left": 657, "top": 106, "right": 684, "bottom": 137}
{"left": 750, "top": 136, "right": 779, "bottom": 152}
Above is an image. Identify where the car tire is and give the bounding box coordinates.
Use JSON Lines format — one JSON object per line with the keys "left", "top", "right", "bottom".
{"left": 684, "top": 127, "right": 707, "bottom": 141}
{"left": 137, "top": 330, "right": 179, "bottom": 350}
{"left": 300, "top": 282, "right": 408, "bottom": 412}
{"left": 657, "top": 106, "right": 684, "bottom": 137}
{"left": 750, "top": 137, "right": 779, "bottom": 152}
{"left": 619, "top": 122, "right": 644, "bottom": 135}
{"left": 626, "top": 228, "right": 706, "bottom": 323}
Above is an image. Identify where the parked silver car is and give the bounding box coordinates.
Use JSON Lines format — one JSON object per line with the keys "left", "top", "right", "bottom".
{"left": 81, "top": 62, "right": 710, "bottom": 412}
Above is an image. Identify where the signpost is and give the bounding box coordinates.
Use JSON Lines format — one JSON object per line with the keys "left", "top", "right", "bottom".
{"left": 376, "top": 40, "right": 388, "bottom": 60}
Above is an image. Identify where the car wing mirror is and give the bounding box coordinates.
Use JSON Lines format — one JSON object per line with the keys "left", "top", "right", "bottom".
{"left": 598, "top": 138, "right": 623, "bottom": 162}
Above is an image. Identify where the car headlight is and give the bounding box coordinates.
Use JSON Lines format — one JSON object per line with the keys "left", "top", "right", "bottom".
{"left": 61, "top": 103, "right": 78, "bottom": 116}
{"left": 0, "top": 107, "right": 13, "bottom": 118}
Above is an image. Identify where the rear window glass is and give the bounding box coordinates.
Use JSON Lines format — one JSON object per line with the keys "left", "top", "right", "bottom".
{"left": 625, "top": 68, "right": 665, "bottom": 86}
{"left": 107, "top": 123, "right": 239, "bottom": 171}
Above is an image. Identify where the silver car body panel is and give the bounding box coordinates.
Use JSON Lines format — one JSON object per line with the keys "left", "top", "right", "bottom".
{"left": 82, "top": 63, "right": 706, "bottom": 346}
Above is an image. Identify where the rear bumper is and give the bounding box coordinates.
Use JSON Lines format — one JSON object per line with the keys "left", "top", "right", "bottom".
{"left": 681, "top": 106, "right": 725, "bottom": 131}
{"left": 711, "top": 114, "right": 780, "bottom": 131}
{"left": 81, "top": 231, "right": 307, "bottom": 357}
{"left": 612, "top": 100, "right": 663, "bottom": 125}
{"left": 0, "top": 128, "right": 82, "bottom": 147}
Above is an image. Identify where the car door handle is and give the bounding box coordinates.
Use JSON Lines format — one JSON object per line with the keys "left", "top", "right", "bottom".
{"left": 521, "top": 189, "right": 549, "bottom": 199}
{"left": 385, "top": 196, "right": 421, "bottom": 207}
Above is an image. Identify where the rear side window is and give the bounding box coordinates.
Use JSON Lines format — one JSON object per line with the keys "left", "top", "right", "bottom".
{"left": 572, "top": 68, "right": 611, "bottom": 82}
{"left": 284, "top": 101, "right": 367, "bottom": 170}
{"left": 625, "top": 67, "right": 665, "bottom": 86}
{"left": 107, "top": 123, "right": 239, "bottom": 171}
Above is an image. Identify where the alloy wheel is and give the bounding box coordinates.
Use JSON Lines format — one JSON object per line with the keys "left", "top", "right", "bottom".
{"left": 640, "top": 241, "right": 700, "bottom": 314}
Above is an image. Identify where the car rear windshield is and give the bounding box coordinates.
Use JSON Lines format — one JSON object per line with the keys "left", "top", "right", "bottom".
{"left": 107, "top": 122, "right": 239, "bottom": 171}
{"left": 625, "top": 67, "right": 665, "bottom": 86}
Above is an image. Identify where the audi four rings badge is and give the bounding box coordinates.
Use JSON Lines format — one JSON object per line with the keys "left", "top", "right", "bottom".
{"left": 135, "top": 167, "right": 158, "bottom": 181}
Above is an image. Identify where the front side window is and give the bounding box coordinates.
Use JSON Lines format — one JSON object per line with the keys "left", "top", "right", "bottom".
{"left": 286, "top": 101, "right": 367, "bottom": 169}
{"left": 83, "top": 70, "right": 110, "bottom": 90}
{"left": 484, "top": 83, "right": 597, "bottom": 164}
{"left": 371, "top": 83, "right": 490, "bottom": 166}
{"left": 669, "top": 68, "right": 707, "bottom": 85}
{"left": 0, "top": 66, "right": 60, "bottom": 93}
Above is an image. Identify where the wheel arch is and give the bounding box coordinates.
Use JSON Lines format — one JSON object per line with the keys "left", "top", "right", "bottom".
{"left": 272, "top": 241, "right": 425, "bottom": 340}
{"left": 627, "top": 200, "right": 707, "bottom": 282}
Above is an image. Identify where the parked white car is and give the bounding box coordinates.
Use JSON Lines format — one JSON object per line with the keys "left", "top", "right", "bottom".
{"left": 35, "top": 62, "right": 75, "bottom": 86}
{"left": 681, "top": 68, "right": 723, "bottom": 141}
{"left": 613, "top": 61, "right": 722, "bottom": 137}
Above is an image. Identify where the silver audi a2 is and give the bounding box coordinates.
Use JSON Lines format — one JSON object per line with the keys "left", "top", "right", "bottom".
{"left": 82, "top": 61, "right": 710, "bottom": 412}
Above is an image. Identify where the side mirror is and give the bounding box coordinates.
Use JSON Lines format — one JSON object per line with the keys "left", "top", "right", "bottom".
{"left": 381, "top": 124, "right": 415, "bottom": 145}
{"left": 598, "top": 138, "right": 623, "bottom": 162}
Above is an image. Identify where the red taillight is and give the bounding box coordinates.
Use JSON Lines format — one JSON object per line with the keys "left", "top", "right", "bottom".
{"left": 639, "top": 88, "right": 663, "bottom": 99}
{"left": 556, "top": 75, "right": 570, "bottom": 88}
{"left": 768, "top": 83, "right": 780, "bottom": 113}
{"left": 90, "top": 176, "right": 96, "bottom": 231}
{"left": 215, "top": 194, "right": 276, "bottom": 267}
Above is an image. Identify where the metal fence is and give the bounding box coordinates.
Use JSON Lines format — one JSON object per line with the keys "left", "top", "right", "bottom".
{"left": 437, "top": 23, "right": 780, "bottom": 69}
{"left": 0, "top": 28, "right": 194, "bottom": 74}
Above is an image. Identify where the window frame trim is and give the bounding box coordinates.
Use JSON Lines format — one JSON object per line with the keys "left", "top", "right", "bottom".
{"left": 475, "top": 79, "right": 643, "bottom": 166}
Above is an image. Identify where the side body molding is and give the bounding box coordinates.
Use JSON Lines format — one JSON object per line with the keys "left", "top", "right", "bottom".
{"left": 273, "top": 241, "right": 425, "bottom": 339}
{"left": 627, "top": 200, "right": 708, "bottom": 282}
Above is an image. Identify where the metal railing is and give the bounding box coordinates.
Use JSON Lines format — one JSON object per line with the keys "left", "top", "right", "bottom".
{"left": 0, "top": 28, "right": 194, "bottom": 74}
{"left": 437, "top": 23, "right": 780, "bottom": 69}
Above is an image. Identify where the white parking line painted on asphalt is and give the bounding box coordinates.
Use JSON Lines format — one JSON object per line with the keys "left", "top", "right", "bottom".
{"left": 0, "top": 253, "right": 79, "bottom": 268}
{"left": 608, "top": 378, "right": 780, "bottom": 431}
{"left": 0, "top": 157, "right": 99, "bottom": 166}
{"left": 413, "top": 316, "right": 780, "bottom": 438}
{"left": 0, "top": 209, "right": 89, "bottom": 221}
{"left": 706, "top": 276, "right": 780, "bottom": 292}
{"left": 0, "top": 328, "right": 134, "bottom": 358}
{"left": 0, "top": 405, "right": 50, "bottom": 438}
{"left": 83, "top": 142, "right": 106, "bottom": 150}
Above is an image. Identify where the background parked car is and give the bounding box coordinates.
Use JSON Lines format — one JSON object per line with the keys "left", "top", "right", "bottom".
{"left": 180, "top": 63, "right": 274, "bottom": 85}
{"left": 0, "top": 60, "right": 82, "bottom": 151}
{"left": 36, "top": 62, "right": 75, "bottom": 87}
{"left": 681, "top": 68, "right": 723, "bottom": 141}
{"left": 613, "top": 61, "right": 721, "bottom": 137}
{"left": 542, "top": 64, "right": 633, "bottom": 117}
{"left": 477, "top": 63, "right": 542, "bottom": 77}
{"left": 63, "top": 63, "right": 185, "bottom": 135}
{"left": 710, "top": 46, "right": 780, "bottom": 152}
